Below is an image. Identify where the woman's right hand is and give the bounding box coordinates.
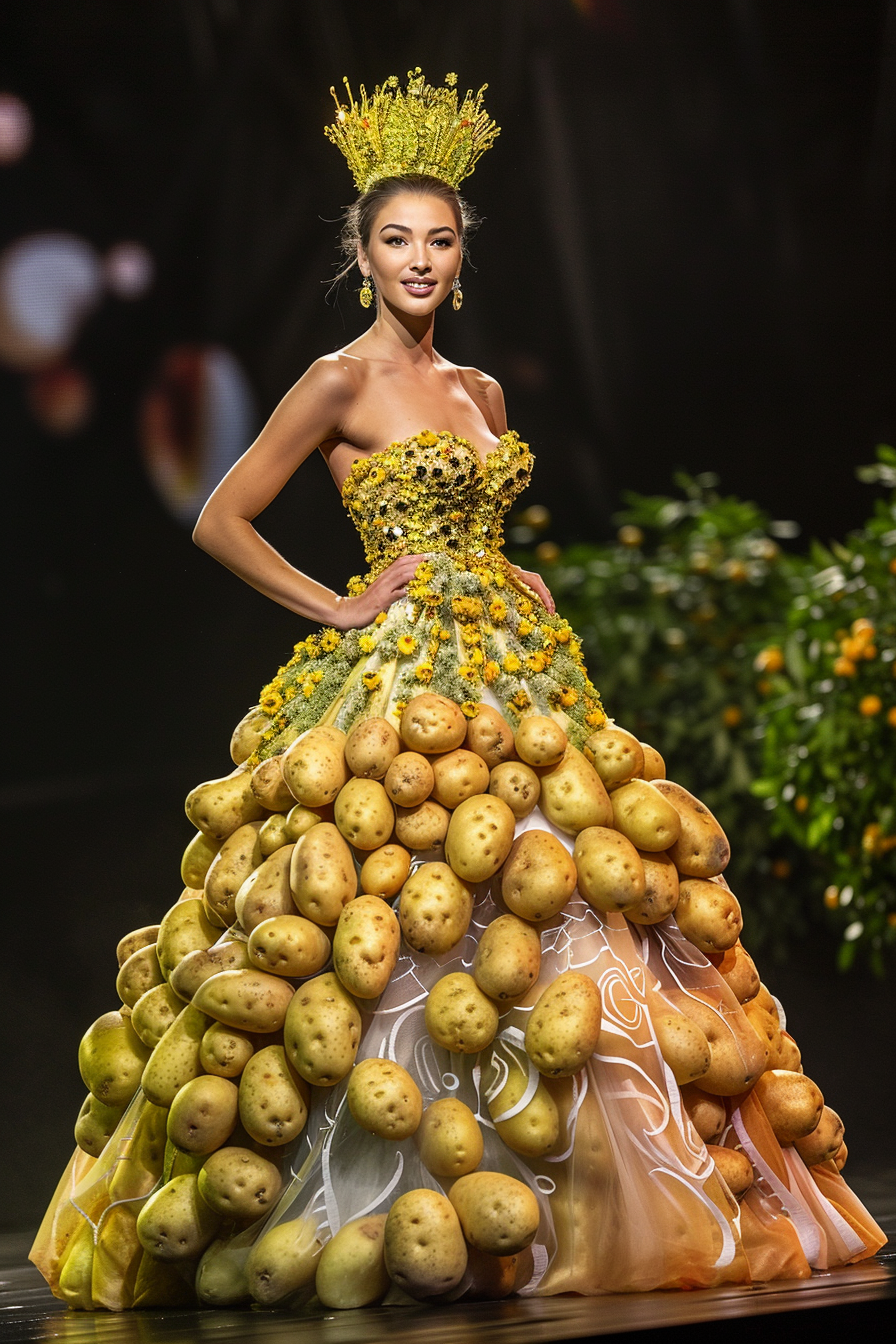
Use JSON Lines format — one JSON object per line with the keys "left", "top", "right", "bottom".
{"left": 331, "top": 553, "right": 426, "bottom": 631}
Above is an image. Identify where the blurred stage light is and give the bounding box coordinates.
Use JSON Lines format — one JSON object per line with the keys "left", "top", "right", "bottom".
{"left": 28, "top": 362, "right": 93, "bottom": 434}
{"left": 0, "top": 232, "right": 102, "bottom": 370}
{"left": 140, "top": 345, "right": 256, "bottom": 525}
{"left": 0, "top": 93, "right": 33, "bottom": 164}
{"left": 103, "top": 242, "right": 154, "bottom": 299}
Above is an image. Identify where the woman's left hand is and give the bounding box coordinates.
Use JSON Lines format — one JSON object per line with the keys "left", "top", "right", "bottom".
{"left": 511, "top": 565, "right": 556, "bottom": 615}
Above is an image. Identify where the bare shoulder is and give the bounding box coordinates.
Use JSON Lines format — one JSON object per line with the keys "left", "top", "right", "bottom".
{"left": 288, "top": 352, "right": 359, "bottom": 408}
{"left": 455, "top": 364, "right": 508, "bottom": 434}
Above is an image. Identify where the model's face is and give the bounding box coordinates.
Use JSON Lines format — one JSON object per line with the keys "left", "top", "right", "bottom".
{"left": 359, "top": 192, "right": 461, "bottom": 315}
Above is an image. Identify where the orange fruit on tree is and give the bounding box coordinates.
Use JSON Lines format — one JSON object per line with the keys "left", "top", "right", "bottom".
{"left": 859, "top": 694, "right": 882, "bottom": 717}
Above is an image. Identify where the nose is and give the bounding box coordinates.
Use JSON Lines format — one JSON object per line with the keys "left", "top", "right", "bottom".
{"left": 409, "top": 245, "right": 431, "bottom": 273}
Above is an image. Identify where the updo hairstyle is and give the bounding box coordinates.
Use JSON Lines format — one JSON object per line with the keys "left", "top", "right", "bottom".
{"left": 334, "top": 173, "right": 480, "bottom": 286}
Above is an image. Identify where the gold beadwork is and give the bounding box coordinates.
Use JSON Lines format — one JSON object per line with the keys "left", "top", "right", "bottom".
{"left": 325, "top": 68, "right": 500, "bottom": 193}
{"left": 359, "top": 275, "right": 374, "bottom": 308}
{"left": 452, "top": 277, "right": 463, "bottom": 311}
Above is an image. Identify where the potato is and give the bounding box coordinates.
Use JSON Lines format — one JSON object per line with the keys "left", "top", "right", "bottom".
{"left": 430, "top": 748, "right": 490, "bottom": 809}
{"left": 156, "top": 897, "right": 219, "bottom": 980}
{"left": 463, "top": 1245, "right": 534, "bottom": 1301}
{"left": 56, "top": 1221, "right": 95, "bottom": 1310}
{"left": 707, "top": 1145, "right": 753, "bottom": 1199}
{"left": 116, "top": 924, "right": 161, "bottom": 968}
{"left": 652, "top": 780, "right": 730, "bottom": 878}
{"left": 426, "top": 973, "right": 498, "bottom": 1054}
{"left": 774, "top": 1031, "right": 802, "bottom": 1073}
{"left": 315, "top": 1215, "right": 389, "bottom": 1309}
{"left": 610, "top": 780, "right": 682, "bottom": 852}
{"left": 473, "top": 914, "right": 541, "bottom": 1002}
{"left": 680, "top": 1084, "right": 726, "bottom": 1143}
{"left": 384, "top": 1189, "right": 467, "bottom": 1299}
{"left": 199, "top": 1022, "right": 255, "bottom": 1078}
{"left": 573, "top": 826, "right": 646, "bottom": 914}
{"left": 204, "top": 822, "right": 264, "bottom": 926}
{"left": 230, "top": 706, "right": 269, "bottom": 765}
{"left": 74, "top": 1093, "right": 124, "bottom": 1158}
{"left": 384, "top": 751, "right": 434, "bottom": 806}
{"left": 539, "top": 745, "right": 614, "bottom": 835}
{"left": 169, "top": 940, "right": 252, "bottom": 1004}
{"left": 167, "top": 1074, "right": 239, "bottom": 1154}
{"left": 181, "top": 830, "right": 223, "bottom": 889}
{"left": 285, "top": 803, "right": 324, "bottom": 841}
{"left": 445, "top": 794, "right": 516, "bottom": 882}
{"left": 345, "top": 717, "right": 401, "bottom": 779}
{"left": 676, "top": 879, "right": 743, "bottom": 954}
{"left": 290, "top": 822, "right": 357, "bottom": 926}
{"left": 239, "top": 1044, "right": 309, "bottom": 1146}
{"left": 394, "top": 798, "right": 450, "bottom": 850}
{"left": 465, "top": 704, "right": 516, "bottom": 768}
{"left": 185, "top": 767, "right": 265, "bottom": 842}
{"left": 234, "top": 844, "right": 296, "bottom": 934}
{"left": 258, "top": 814, "right": 290, "bottom": 856}
{"left": 360, "top": 843, "right": 411, "bottom": 896}
{"left": 281, "top": 727, "right": 349, "bottom": 807}
{"left": 514, "top": 714, "right": 567, "bottom": 767}
{"left": 398, "top": 862, "right": 473, "bottom": 955}
{"left": 246, "top": 1216, "right": 324, "bottom": 1306}
{"left": 488, "top": 761, "right": 541, "bottom": 818}
{"left": 501, "top": 829, "right": 577, "bottom": 922}
{"left": 91, "top": 1204, "right": 143, "bottom": 1311}
{"left": 334, "top": 777, "right": 394, "bottom": 850}
{"left": 640, "top": 743, "right": 666, "bottom": 780}
{"left": 794, "top": 1106, "right": 844, "bottom": 1167}
{"left": 400, "top": 693, "right": 467, "bottom": 755}
{"left": 284, "top": 971, "right": 361, "bottom": 1086}
{"left": 666, "top": 990, "right": 767, "bottom": 1096}
{"left": 334, "top": 895, "right": 400, "bottom": 999}
{"left": 195, "top": 1240, "right": 252, "bottom": 1307}
{"left": 136, "top": 1174, "right": 221, "bottom": 1261}
{"left": 250, "top": 756, "right": 295, "bottom": 812}
{"left": 712, "top": 942, "right": 760, "bottom": 1004}
{"left": 487, "top": 1062, "right": 559, "bottom": 1157}
{"left": 116, "top": 943, "right": 165, "bottom": 1009}
{"left": 752, "top": 1069, "right": 824, "bottom": 1144}
{"left": 417, "top": 1098, "right": 484, "bottom": 1178}
{"left": 347, "top": 1057, "right": 423, "bottom": 1139}
{"left": 624, "top": 851, "right": 679, "bottom": 925}
{"left": 582, "top": 725, "right": 645, "bottom": 790}
{"left": 199, "top": 1146, "right": 281, "bottom": 1223}
{"left": 650, "top": 1009, "right": 711, "bottom": 1085}
{"left": 834, "top": 1140, "right": 848, "bottom": 1171}
{"left": 525, "top": 972, "right": 602, "bottom": 1077}
{"left": 248, "top": 914, "right": 331, "bottom": 979}
{"left": 141, "top": 1004, "right": 210, "bottom": 1107}
{"left": 193, "top": 968, "right": 294, "bottom": 1034}
{"left": 107, "top": 1101, "right": 168, "bottom": 1202}
{"left": 131, "top": 982, "right": 184, "bottom": 1049}
{"left": 79, "top": 1009, "right": 152, "bottom": 1108}
{"left": 448, "top": 1172, "right": 540, "bottom": 1256}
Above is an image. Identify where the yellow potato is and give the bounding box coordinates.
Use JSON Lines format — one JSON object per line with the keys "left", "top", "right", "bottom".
{"left": 281, "top": 727, "right": 349, "bottom": 807}
{"left": 250, "top": 755, "right": 295, "bottom": 812}
{"left": 284, "top": 971, "right": 361, "bottom": 1086}
{"left": 487, "top": 1062, "right": 559, "bottom": 1157}
{"left": 74, "top": 1093, "right": 124, "bottom": 1158}
{"left": 333, "top": 895, "right": 400, "bottom": 999}
{"left": 156, "top": 897, "right": 219, "bottom": 980}
{"left": 525, "top": 972, "right": 602, "bottom": 1077}
{"left": 141, "top": 1004, "right": 210, "bottom": 1107}
{"left": 680, "top": 1084, "right": 726, "bottom": 1143}
{"left": 394, "top": 798, "right": 450, "bottom": 850}
{"left": 195, "top": 1240, "right": 253, "bottom": 1308}
{"left": 417, "top": 1098, "right": 484, "bottom": 1178}
{"left": 712, "top": 942, "right": 760, "bottom": 1004}
{"left": 234, "top": 844, "right": 296, "bottom": 935}
{"left": 650, "top": 1009, "right": 711, "bottom": 1085}
{"left": 448, "top": 1171, "right": 540, "bottom": 1256}
{"left": 652, "top": 780, "right": 731, "bottom": 877}
{"left": 78, "top": 1009, "right": 152, "bottom": 1108}
{"left": 185, "top": 767, "right": 265, "bottom": 842}
{"left": 131, "top": 982, "right": 184, "bottom": 1049}
{"left": 285, "top": 803, "right": 324, "bottom": 841}
{"left": 625, "top": 851, "right": 680, "bottom": 925}
{"left": 116, "top": 943, "right": 165, "bottom": 1009}
{"left": 610, "top": 780, "right": 682, "bottom": 852}
{"left": 445, "top": 794, "right": 516, "bottom": 882}
{"left": 203, "top": 822, "right": 264, "bottom": 926}
{"left": 289, "top": 822, "right": 357, "bottom": 926}
{"left": 398, "top": 862, "right": 473, "bottom": 955}
{"left": 248, "top": 914, "right": 331, "bottom": 979}
{"left": 106, "top": 1100, "right": 168, "bottom": 1203}
{"left": 199, "top": 1021, "right": 255, "bottom": 1078}
{"left": 315, "top": 1215, "right": 389, "bottom": 1309}
{"left": 399, "top": 693, "right": 467, "bottom": 755}
{"left": 514, "top": 714, "right": 567, "bottom": 767}
{"left": 384, "top": 1189, "right": 467, "bottom": 1299}
{"left": 230, "top": 706, "right": 269, "bottom": 765}
{"left": 707, "top": 1145, "right": 753, "bottom": 1199}
{"left": 360, "top": 843, "right": 411, "bottom": 896}
{"left": 795, "top": 1106, "right": 844, "bottom": 1166}
{"left": 431, "top": 748, "right": 490, "bottom": 809}
{"left": 257, "top": 814, "right": 289, "bottom": 857}
{"left": 334, "top": 777, "right": 395, "bottom": 850}
{"left": 426, "top": 973, "right": 499, "bottom": 1054}
{"left": 573, "top": 826, "right": 646, "bottom": 914}
{"left": 169, "top": 940, "right": 252, "bottom": 1004}
{"left": 347, "top": 1057, "right": 423, "bottom": 1139}
{"left": 473, "top": 914, "right": 542, "bottom": 1002}
{"left": 752, "top": 1069, "right": 824, "bottom": 1144}
{"left": 193, "top": 968, "right": 295, "bottom": 1033}
{"left": 465, "top": 703, "right": 516, "bottom": 768}
{"left": 181, "top": 830, "right": 222, "bottom": 890}
{"left": 345, "top": 717, "right": 401, "bottom": 779}
{"left": 56, "top": 1221, "right": 95, "bottom": 1310}
{"left": 116, "top": 924, "right": 161, "bottom": 968}
{"left": 539, "top": 745, "right": 614, "bottom": 835}
{"left": 582, "top": 725, "right": 645, "bottom": 789}
{"left": 488, "top": 760, "right": 541, "bottom": 818}
{"left": 666, "top": 990, "right": 767, "bottom": 1097}
{"left": 640, "top": 743, "right": 666, "bottom": 780}
{"left": 676, "top": 879, "right": 743, "bottom": 954}
{"left": 501, "top": 829, "right": 577, "bottom": 922}
{"left": 384, "top": 750, "right": 434, "bottom": 806}
{"left": 167, "top": 1074, "right": 239, "bottom": 1153}
{"left": 773, "top": 1031, "right": 802, "bottom": 1073}
{"left": 238, "top": 1044, "right": 309, "bottom": 1146}
{"left": 136, "top": 1173, "right": 221, "bottom": 1262}
{"left": 246, "top": 1217, "right": 324, "bottom": 1306}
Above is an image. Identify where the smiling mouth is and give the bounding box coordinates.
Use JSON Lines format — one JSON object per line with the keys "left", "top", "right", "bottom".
{"left": 402, "top": 279, "right": 436, "bottom": 291}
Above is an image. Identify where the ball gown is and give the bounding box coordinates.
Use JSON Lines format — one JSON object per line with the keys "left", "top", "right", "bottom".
{"left": 30, "top": 429, "right": 886, "bottom": 1310}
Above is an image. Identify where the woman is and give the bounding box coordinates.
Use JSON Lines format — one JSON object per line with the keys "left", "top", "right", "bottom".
{"left": 32, "top": 71, "right": 884, "bottom": 1312}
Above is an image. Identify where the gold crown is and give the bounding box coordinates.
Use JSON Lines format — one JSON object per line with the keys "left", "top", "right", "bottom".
{"left": 325, "top": 68, "right": 499, "bottom": 193}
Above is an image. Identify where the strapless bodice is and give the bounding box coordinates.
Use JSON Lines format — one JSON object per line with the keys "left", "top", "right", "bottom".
{"left": 341, "top": 429, "right": 533, "bottom": 581}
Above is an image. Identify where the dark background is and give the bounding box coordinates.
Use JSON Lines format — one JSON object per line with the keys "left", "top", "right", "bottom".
{"left": 2, "top": 0, "right": 894, "bottom": 1235}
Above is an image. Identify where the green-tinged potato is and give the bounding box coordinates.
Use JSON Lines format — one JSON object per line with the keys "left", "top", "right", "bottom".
{"left": 625, "top": 851, "right": 680, "bottom": 925}
{"left": 333, "top": 895, "right": 400, "bottom": 999}
{"left": 203, "top": 822, "right": 264, "bottom": 927}
{"left": 465, "top": 704, "right": 516, "bottom": 769}
{"left": 573, "top": 826, "right": 646, "bottom": 914}
{"left": 400, "top": 693, "right": 467, "bottom": 755}
{"left": 230, "top": 706, "right": 269, "bottom": 766}
{"left": 640, "top": 743, "right": 666, "bottom": 780}
{"left": 448, "top": 1172, "right": 540, "bottom": 1256}
{"left": 753, "top": 1069, "right": 824, "bottom": 1144}
{"left": 384, "top": 751, "right": 434, "bottom": 807}
{"left": 680, "top": 1084, "right": 726, "bottom": 1144}
{"left": 199, "top": 1022, "right": 255, "bottom": 1078}
{"left": 384, "top": 1189, "right": 467, "bottom": 1299}
{"left": 74, "top": 1093, "right": 124, "bottom": 1157}
{"left": 285, "top": 803, "right": 324, "bottom": 841}
{"left": 246, "top": 1217, "right": 324, "bottom": 1306}
{"left": 185, "top": 767, "right": 265, "bottom": 842}
{"left": 360, "top": 843, "right": 411, "bottom": 897}
{"left": 487, "top": 1064, "right": 559, "bottom": 1157}
{"left": 398, "top": 861, "right": 473, "bottom": 955}
{"left": 666, "top": 990, "right": 767, "bottom": 1096}
{"left": 794, "top": 1106, "right": 844, "bottom": 1167}
{"left": 181, "top": 830, "right": 223, "bottom": 888}
{"left": 92, "top": 1203, "right": 143, "bottom": 1310}
{"left": 235, "top": 844, "right": 296, "bottom": 934}
{"left": 514, "top": 715, "right": 567, "bottom": 767}
{"left": 250, "top": 756, "right": 295, "bottom": 812}
{"left": 281, "top": 727, "right": 349, "bottom": 807}
{"left": 156, "top": 897, "right": 219, "bottom": 981}
{"left": 284, "top": 971, "right": 361, "bottom": 1086}
{"left": 345, "top": 717, "right": 401, "bottom": 780}
{"left": 539, "top": 745, "right": 614, "bottom": 836}
{"left": 290, "top": 822, "right": 357, "bottom": 926}
{"left": 169, "top": 940, "right": 252, "bottom": 1004}
{"left": 610, "top": 780, "right": 681, "bottom": 852}
{"left": 167, "top": 1074, "right": 238, "bottom": 1153}
{"left": 582, "top": 725, "right": 644, "bottom": 790}
{"left": 195, "top": 1240, "right": 252, "bottom": 1306}
{"left": 116, "top": 943, "right": 165, "bottom": 1009}
{"left": 651, "top": 1009, "right": 711, "bottom": 1085}
{"left": 417, "top": 1098, "right": 484, "bottom": 1178}
{"left": 394, "top": 798, "right": 450, "bottom": 850}
{"left": 248, "top": 914, "right": 331, "bottom": 979}
{"left": 259, "top": 816, "right": 289, "bottom": 860}
{"left": 525, "top": 972, "right": 602, "bottom": 1077}
{"left": 712, "top": 942, "right": 760, "bottom": 1003}
{"left": 426, "top": 973, "right": 498, "bottom": 1054}
{"left": 501, "top": 829, "right": 577, "bottom": 922}
{"left": 652, "top": 780, "right": 730, "bottom": 877}
{"left": 116, "top": 925, "right": 160, "bottom": 968}
{"left": 431, "top": 749, "right": 490, "bottom": 810}
{"left": 315, "top": 1215, "right": 389, "bottom": 1309}
{"left": 107, "top": 1101, "right": 168, "bottom": 1202}
{"left": 193, "top": 968, "right": 294, "bottom": 1033}
{"left": 239, "top": 1044, "right": 309, "bottom": 1146}
{"left": 136, "top": 1173, "right": 221, "bottom": 1261}
{"left": 132, "top": 982, "right": 184, "bottom": 1049}
{"left": 141, "top": 1004, "right": 210, "bottom": 1107}
{"left": 57, "top": 1219, "right": 95, "bottom": 1310}
{"left": 197, "top": 1146, "right": 282, "bottom": 1221}
{"left": 473, "top": 914, "right": 541, "bottom": 1002}
{"left": 707, "top": 1145, "right": 753, "bottom": 1199}
{"left": 334, "top": 777, "right": 394, "bottom": 850}
{"left": 79, "top": 1009, "right": 152, "bottom": 1108}
{"left": 445, "top": 794, "right": 516, "bottom": 883}
{"left": 676, "top": 878, "right": 743, "bottom": 954}
{"left": 202, "top": 893, "right": 228, "bottom": 930}
{"left": 488, "top": 761, "right": 541, "bottom": 818}
{"left": 463, "top": 1245, "right": 534, "bottom": 1300}
{"left": 347, "top": 1057, "right": 423, "bottom": 1139}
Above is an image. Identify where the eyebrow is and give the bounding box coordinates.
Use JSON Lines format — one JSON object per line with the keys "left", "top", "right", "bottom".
{"left": 378, "top": 223, "right": 457, "bottom": 236}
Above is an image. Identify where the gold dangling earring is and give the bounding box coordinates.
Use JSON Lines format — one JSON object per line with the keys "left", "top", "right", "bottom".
{"left": 452, "top": 276, "right": 463, "bottom": 311}
{"left": 359, "top": 274, "right": 374, "bottom": 309}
